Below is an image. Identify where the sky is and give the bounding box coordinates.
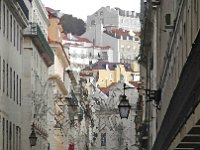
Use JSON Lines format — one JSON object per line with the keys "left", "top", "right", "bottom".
{"left": 41, "top": 0, "right": 140, "bottom": 21}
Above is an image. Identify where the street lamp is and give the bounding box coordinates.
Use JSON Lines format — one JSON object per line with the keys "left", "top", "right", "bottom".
{"left": 118, "top": 83, "right": 131, "bottom": 119}
{"left": 29, "top": 124, "right": 37, "bottom": 147}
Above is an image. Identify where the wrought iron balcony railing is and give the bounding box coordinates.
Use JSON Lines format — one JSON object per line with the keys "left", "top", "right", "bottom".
{"left": 24, "top": 23, "right": 54, "bottom": 67}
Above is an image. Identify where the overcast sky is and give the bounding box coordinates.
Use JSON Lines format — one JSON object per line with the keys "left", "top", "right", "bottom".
{"left": 41, "top": 0, "right": 140, "bottom": 21}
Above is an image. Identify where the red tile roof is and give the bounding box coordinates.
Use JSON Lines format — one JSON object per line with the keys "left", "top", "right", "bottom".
{"left": 133, "top": 31, "right": 140, "bottom": 37}
{"left": 45, "top": 7, "right": 60, "bottom": 18}
{"left": 74, "top": 35, "right": 91, "bottom": 43}
{"left": 99, "top": 82, "right": 116, "bottom": 95}
{"left": 112, "top": 28, "right": 129, "bottom": 37}
{"left": 63, "top": 34, "right": 91, "bottom": 43}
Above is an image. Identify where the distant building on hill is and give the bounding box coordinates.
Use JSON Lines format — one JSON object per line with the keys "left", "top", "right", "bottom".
{"left": 81, "top": 7, "right": 141, "bottom": 80}
{"left": 63, "top": 33, "right": 113, "bottom": 72}
{"left": 86, "top": 6, "right": 140, "bottom": 32}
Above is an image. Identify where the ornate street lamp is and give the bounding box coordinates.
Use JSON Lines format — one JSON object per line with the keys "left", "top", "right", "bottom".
{"left": 29, "top": 124, "right": 37, "bottom": 147}
{"left": 118, "top": 83, "right": 131, "bottom": 119}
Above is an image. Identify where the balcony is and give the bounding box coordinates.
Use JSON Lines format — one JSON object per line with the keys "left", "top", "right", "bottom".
{"left": 18, "top": 0, "right": 29, "bottom": 20}
{"left": 24, "top": 23, "right": 54, "bottom": 67}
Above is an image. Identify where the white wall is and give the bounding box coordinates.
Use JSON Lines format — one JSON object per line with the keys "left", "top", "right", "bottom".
{"left": 90, "top": 82, "right": 138, "bottom": 150}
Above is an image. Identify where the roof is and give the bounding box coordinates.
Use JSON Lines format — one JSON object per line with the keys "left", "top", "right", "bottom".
{"left": 83, "top": 60, "right": 132, "bottom": 71}
{"left": 104, "top": 28, "right": 140, "bottom": 40}
{"left": 99, "top": 82, "right": 116, "bottom": 95}
{"left": 133, "top": 31, "right": 140, "bottom": 37}
{"left": 63, "top": 34, "right": 91, "bottom": 43}
{"left": 79, "top": 72, "right": 94, "bottom": 77}
{"left": 74, "top": 35, "right": 91, "bottom": 43}
{"left": 63, "top": 34, "right": 111, "bottom": 50}
{"left": 112, "top": 28, "right": 129, "bottom": 37}
{"left": 99, "top": 81, "right": 138, "bottom": 95}
{"left": 46, "top": 7, "right": 62, "bottom": 18}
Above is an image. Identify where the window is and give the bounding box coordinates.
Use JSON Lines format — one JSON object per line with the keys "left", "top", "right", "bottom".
{"left": 17, "top": 25, "right": 19, "bottom": 50}
{"left": 3, "top": 4, "right": 5, "bottom": 35}
{"left": 0, "top": 56, "right": 1, "bottom": 90}
{"left": 100, "top": 18, "right": 104, "bottom": 24}
{"left": 91, "top": 20, "right": 95, "bottom": 25}
{"left": 109, "top": 73, "right": 112, "bottom": 80}
{"left": 16, "top": 126, "right": 18, "bottom": 150}
{"left": 10, "top": 68, "right": 12, "bottom": 98}
{"left": 0, "top": 0, "right": 2, "bottom": 29}
{"left": 135, "top": 37, "right": 139, "bottom": 41}
{"left": 14, "top": 20, "right": 15, "bottom": 47}
{"left": 6, "top": 9, "right": 8, "bottom": 39}
{"left": 6, "top": 120, "right": 8, "bottom": 150}
{"left": 20, "top": 78, "right": 21, "bottom": 106}
{"left": 195, "top": 0, "right": 198, "bottom": 12}
{"left": 0, "top": 115, "right": 2, "bottom": 138}
{"left": 18, "top": 127, "right": 21, "bottom": 150}
{"left": 20, "top": 29, "right": 22, "bottom": 54}
{"left": 6, "top": 63, "right": 8, "bottom": 96}
{"left": 9, "top": 122, "right": 12, "bottom": 150}
{"left": 10, "top": 15, "right": 12, "bottom": 42}
{"left": 101, "top": 133, "right": 106, "bottom": 146}
{"left": 17, "top": 75, "right": 18, "bottom": 104}
{"left": 13, "top": 71, "right": 15, "bottom": 101}
{"left": 57, "top": 28, "right": 61, "bottom": 38}
{"left": 13, "top": 124, "right": 15, "bottom": 150}
{"left": 3, "top": 59, "right": 5, "bottom": 93}
{"left": 3, "top": 117, "right": 5, "bottom": 150}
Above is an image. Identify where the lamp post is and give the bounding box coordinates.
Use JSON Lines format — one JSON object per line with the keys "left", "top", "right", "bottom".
{"left": 29, "top": 124, "right": 37, "bottom": 147}
{"left": 118, "top": 83, "right": 131, "bottom": 119}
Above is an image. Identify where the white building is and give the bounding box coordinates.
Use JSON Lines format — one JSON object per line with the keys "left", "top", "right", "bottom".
{"left": 0, "top": 0, "right": 30, "bottom": 149}
{"left": 86, "top": 6, "right": 140, "bottom": 32}
{"left": 82, "top": 24, "right": 140, "bottom": 75}
{"left": 63, "top": 33, "right": 113, "bottom": 72}
{"left": 89, "top": 81, "right": 139, "bottom": 150}
{"left": 81, "top": 7, "right": 140, "bottom": 67}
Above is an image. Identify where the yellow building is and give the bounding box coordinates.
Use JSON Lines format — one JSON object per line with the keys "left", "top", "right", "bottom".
{"left": 80, "top": 61, "right": 136, "bottom": 88}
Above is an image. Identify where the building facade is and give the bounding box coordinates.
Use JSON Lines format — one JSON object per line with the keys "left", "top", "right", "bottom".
{"left": 86, "top": 6, "right": 140, "bottom": 32}
{"left": 81, "top": 61, "right": 138, "bottom": 88}
{"left": 63, "top": 33, "right": 113, "bottom": 72}
{"left": 88, "top": 81, "right": 139, "bottom": 150}
{"left": 0, "top": 0, "right": 30, "bottom": 149}
{"left": 22, "top": 0, "right": 54, "bottom": 149}
{"left": 140, "top": 0, "right": 200, "bottom": 149}
{"left": 46, "top": 7, "right": 70, "bottom": 150}
{"left": 82, "top": 20, "right": 141, "bottom": 64}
